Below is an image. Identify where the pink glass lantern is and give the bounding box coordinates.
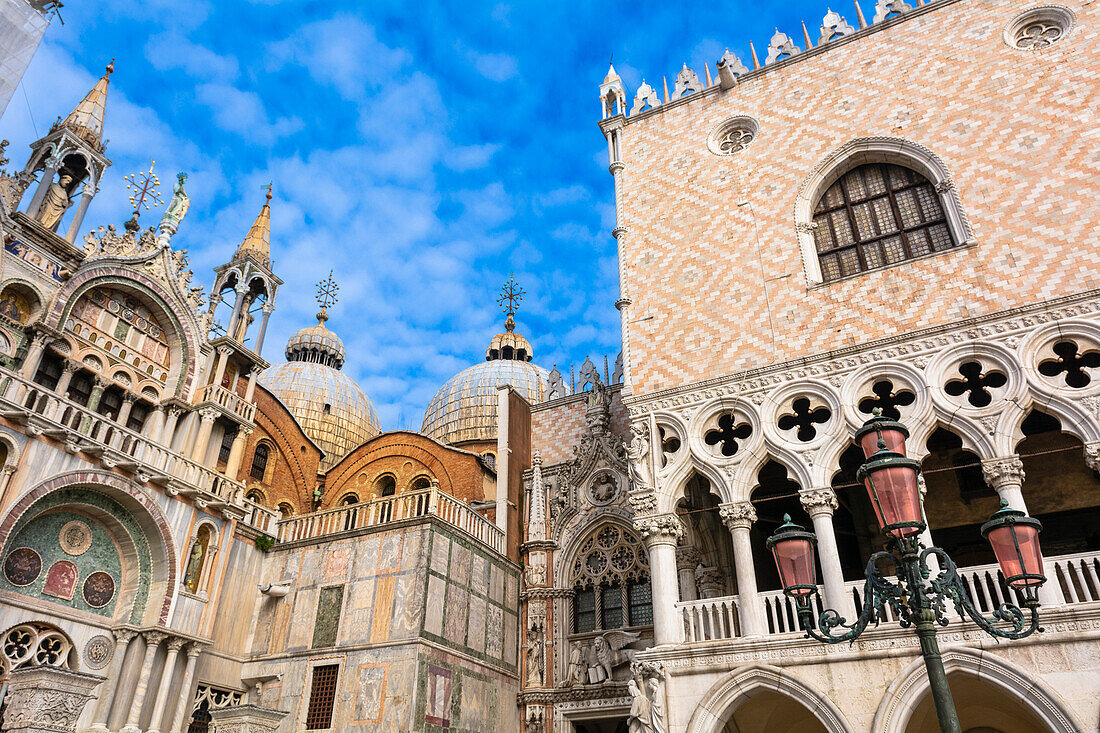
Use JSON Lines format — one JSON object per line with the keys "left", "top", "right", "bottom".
{"left": 767, "top": 515, "right": 818, "bottom": 599}
{"left": 855, "top": 412, "right": 924, "bottom": 538}
{"left": 981, "top": 501, "right": 1046, "bottom": 589}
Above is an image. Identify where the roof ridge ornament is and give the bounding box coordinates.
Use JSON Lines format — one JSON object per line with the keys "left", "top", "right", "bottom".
{"left": 497, "top": 274, "right": 524, "bottom": 333}
{"left": 123, "top": 159, "right": 162, "bottom": 231}
{"left": 315, "top": 270, "right": 339, "bottom": 325}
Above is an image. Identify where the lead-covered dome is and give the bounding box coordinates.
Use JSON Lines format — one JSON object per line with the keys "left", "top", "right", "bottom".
{"left": 422, "top": 313, "right": 560, "bottom": 445}
{"left": 261, "top": 310, "right": 380, "bottom": 471}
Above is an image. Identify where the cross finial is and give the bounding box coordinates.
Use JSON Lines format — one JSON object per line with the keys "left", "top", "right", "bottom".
{"left": 125, "top": 160, "right": 163, "bottom": 215}
{"left": 496, "top": 274, "right": 524, "bottom": 331}
{"left": 315, "top": 270, "right": 339, "bottom": 323}
{"left": 262, "top": 182, "right": 272, "bottom": 202}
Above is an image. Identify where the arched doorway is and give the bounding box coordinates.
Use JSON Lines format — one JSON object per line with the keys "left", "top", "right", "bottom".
{"left": 720, "top": 689, "right": 828, "bottom": 732}
{"left": 904, "top": 673, "right": 1050, "bottom": 732}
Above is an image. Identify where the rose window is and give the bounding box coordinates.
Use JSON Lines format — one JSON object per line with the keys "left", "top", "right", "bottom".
{"left": 1004, "top": 6, "right": 1074, "bottom": 50}
{"left": 944, "top": 361, "right": 1007, "bottom": 408}
{"left": 707, "top": 116, "right": 761, "bottom": 156}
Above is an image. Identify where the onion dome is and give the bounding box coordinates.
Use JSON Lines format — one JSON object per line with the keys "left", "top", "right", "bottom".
{"left": 423, "top": 277, "right": 565, "bottom": 445}
{"left": 260, "top": 274, "right": 379, "bottom": 471}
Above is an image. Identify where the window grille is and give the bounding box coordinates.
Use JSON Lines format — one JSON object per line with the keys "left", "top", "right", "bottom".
{"left": 600, "top": 584, "right": 623, "bottom": 629}
{"left": 812, "top": 163, "right": 956, "bottom": 282}
{"left": 628, "top": 581, "right": 653, "bottom": 625}
{"left": 217, "top": 430, "right": 235, "bottom": 465}
{"left": 250, "top": 444, "right": 270, "bottom": 481}
{"left": 574, "top": 588, "right": 596, "bottom": 633}
{"left": 305, "top": 664, "right": 340, "bottom": 730}
{"left": 570, "top": 523, "right": 652, "bottom": 632}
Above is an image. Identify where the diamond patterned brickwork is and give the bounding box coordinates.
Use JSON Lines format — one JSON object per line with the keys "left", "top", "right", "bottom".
{"left": 531, "top": 386, "right": 631, "bottom": 465}
{"left": 617, "top": 0, "right": 1099, "bottom": 397}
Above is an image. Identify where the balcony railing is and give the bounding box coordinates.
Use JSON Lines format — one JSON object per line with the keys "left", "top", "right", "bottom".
{"left": 276, "top": 486, "right": 505, "bottom": 554}
{"left": 677, "top": 550, "right": 1100, "bottom": 642}
{"left": 0, "top": 369, "right": 252, "bottom": 518}
{"left": 197, "top": 383, "right": 256, "bottom": 423}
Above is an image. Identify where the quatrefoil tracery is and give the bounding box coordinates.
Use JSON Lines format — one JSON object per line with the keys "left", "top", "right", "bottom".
{"left": 704, "top": 414, "right": 753, "bottom": 457}
{"left": 858, "top": 379, "right": 917, "bottom": 420}
{"left": 944, "top": 361, "right": 1008, "bottom": 408}
{"left": 659, "top": 426, "right": 681, "bottom": 467}
{"left": 1038, "top": 340, "right": 1100, "bottom": 389}
{"left": 777, "top": 397, "right": 832, "bottom": 442}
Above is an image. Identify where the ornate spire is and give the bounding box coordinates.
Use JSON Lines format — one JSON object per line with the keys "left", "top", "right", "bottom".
{"left": 235, "top": 184, "right": 272, "bottom": 268}
{"left": 57, "top": 59, "right": 113, "bottom": 151}
{"left": 315, "top": 270, "right": 339, "bottom": 325}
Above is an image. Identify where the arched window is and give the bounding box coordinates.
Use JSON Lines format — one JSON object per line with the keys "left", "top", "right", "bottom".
{"left": 339, "top": 493, "right": 359, "bottom": 506}
{"left": 245, "top": 489, "right": 265, "bottom": 504}
{"left": 250, "top": 443, "right": 270, "bottom": 481}
{"left": 277, "top": 502, "right": 295, "bottom": 518}
{"left": 812, "top": 163, "right": 957, "bottom": 281}
{"left": 570, "top": 524, "right": 651, "bottom": 633}
{"left": 375, "top": 475, "right": 396, "bottom": 497}
{"left": 409, "top": 475, "right": 431, "bottom": 492}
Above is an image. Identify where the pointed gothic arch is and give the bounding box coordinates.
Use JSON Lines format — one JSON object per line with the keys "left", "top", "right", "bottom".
{"left": 685, "top": 663, "right": 853, "bottom": 733}
{"left": 872, "top": 648, "right": 1081, "bottom": 733}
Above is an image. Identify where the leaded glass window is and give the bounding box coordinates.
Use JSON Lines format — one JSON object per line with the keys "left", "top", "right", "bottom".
{"left": 570, "top": 523, "right": 652, "bottom": 632}
{"left": 813, "top": 163, "right": 956, "bottom": 282}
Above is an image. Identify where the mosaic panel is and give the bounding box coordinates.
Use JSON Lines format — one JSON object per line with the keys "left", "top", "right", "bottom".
{"left": 312, "top": 585, "right": 344, "bottom": 648}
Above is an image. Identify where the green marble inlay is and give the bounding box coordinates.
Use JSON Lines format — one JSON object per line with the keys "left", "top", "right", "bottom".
{"left": 312, "top": 584, "right": 344, "bottom": 648}
{"left": 1, "top": 489, "right": 151, "bottom": 622}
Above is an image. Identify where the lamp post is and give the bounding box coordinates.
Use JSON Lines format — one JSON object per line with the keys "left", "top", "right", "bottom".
{"left": 766, "top": 410, "right": 1046, "bottom": 733}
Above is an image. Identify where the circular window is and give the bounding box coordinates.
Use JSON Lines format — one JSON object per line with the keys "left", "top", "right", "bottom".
{"left": 1004, "top": 6, "right": 1074, "bottom": 50}
{"left": 707, "top": 115, "right": 760, "bottom": 156}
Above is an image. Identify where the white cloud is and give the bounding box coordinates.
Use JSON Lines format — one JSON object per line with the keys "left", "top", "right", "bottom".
{"left": 145, "top": 33, "right": 240, "bottom": 80}
{"left": 443, "top": 143, "right": 500, "bottom": 172}
{"left": 193, "top": 83, "right": 304, "bottom": 143}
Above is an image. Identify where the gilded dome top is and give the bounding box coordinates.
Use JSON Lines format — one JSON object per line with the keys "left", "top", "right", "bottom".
{"left": 260, "top": 282, "right": 379, "bottom": 470}
{"left": 423, "top": 312, "right": 564, "bottom": 445}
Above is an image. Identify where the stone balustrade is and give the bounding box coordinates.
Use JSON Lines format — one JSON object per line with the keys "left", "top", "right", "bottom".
{"left": 676, "top": 549, "right": 1100, "bottom": 642}
{"left": 197, "top": 382, "right": 256, "bottom": 423}
{"left": 0, "top": 369, "right": 267, "bottom": 528}
{"left": 276, "top": 486, "right": 505, "bottom": 554}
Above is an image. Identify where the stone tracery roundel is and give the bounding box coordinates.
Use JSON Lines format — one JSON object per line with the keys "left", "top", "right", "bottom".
{"left": 840, "top": 361, "right": 930, "bottom": 430}
{"left": 1003, "top": 5, "right": 1075, "bottom": 50}
{"left": 0, "top": 623, "right": 73, "bottom": 673}
{"left": 570, "top": 524, "right": 649, "bottom": 589}
{"left": 586, "top": 470, "right": 621, "bottom": 506}
{"left": 925, "top": 342, "right": 1024, "bottom": 415}
{"left": 1018, "top": 320, "right": 1100, "bottom": 398}
{"left": 59, "top": 520, "right": 92, "bottom": 556}
{"left": 761, "top": 381, "right": 842, "bottom": 448}
{"left": 707, "top": 115, "right": 760, "bottom": 156}
{"left": 693, "top": 400, "right": 761, "bottom": 461}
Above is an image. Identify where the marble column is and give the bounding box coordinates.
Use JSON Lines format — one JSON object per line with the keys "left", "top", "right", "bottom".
{"left": 719, "top": 501, "right": 766, "bottom": 636}
{"left": 87, "top": 628, "right": 138, "bottom": 733}
{"left": 190, "top": 408, "right": 219, "bottom": 464}
{"left": 800, "top": 487, "right": 856, "bottom": 621}
{"left": 117, "top": 392, "right": 137, "bottom": 427}
{"left": 211, "top": 346, "right": 232, "bottom": 389}
{"left": 633, "top": 513, "right": 684, "bottom": 646}
{"left": 981, "top": 455, "right": 1064, "bottom": 607}
{"left": 19, "top": 333, "right": 49, "bottom": 380}
{"left": 244, "top": 370, "right": 258, "bottom": 403}
{"left": 64, "top": 183, "right": 97, "bottom": 243}
{"left": 146, "top": 637, "right": 187, "bottom": 733}
{"left": 228, "top": 286, "right": 248, "bottom": 341}
{"left": 78, "top": 376, "right": 107, "bottom": 434}
{"left": 55, "top": 359, "right": 79, "bottom": 398}
{"left": 145, "top": 405, "right": 166, "bottom": 442}
{"left": 120, "top": 630, "right": 167, "bottom": 733}
{"left": 25, "top": 156, "right": 61, "bottom": 218}
{"left": 168, "top": 645, "right": 203, "bottom": 733}
{"left": 254, "top": 303, "right": 274, "bottom": 355}
{"left": 225, "top": 426, "right": 252, "bottom": 481}
{"left": 675, "top": 545, "right": 701, "bottom": 602}
{"left": 161, "top": 407, "right": 182, "bottom": 448}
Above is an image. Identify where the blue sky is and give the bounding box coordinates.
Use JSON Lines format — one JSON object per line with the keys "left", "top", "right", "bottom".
{"left": 4, "top": 0, "right": 835, "bottom": 429}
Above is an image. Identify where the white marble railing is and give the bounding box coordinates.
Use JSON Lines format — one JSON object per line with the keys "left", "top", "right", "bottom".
{"left": 678, "top": 549, "right": 1100, "bottom": 642}
{"left": 197, "top": 383, "right": 256, "bottom": 423}
{"left": 275, "top": 487, "right": 505, "bottom": 554}
{"left": 243, "top": 499, "right": 279, "bottom": 535}
{"left": 0, "top": 370, "right": 253, "bottom": 517}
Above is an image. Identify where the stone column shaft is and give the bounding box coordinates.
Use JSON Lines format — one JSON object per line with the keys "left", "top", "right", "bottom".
{"left": 120, "top": 631, "right": 166, "bottom": 733}
{"left": 720, "top": 502, "right": 766, "bottom": 636}
{"left": 87, "top": 629, "right": 137, "bottom": 732}
{"left": 190, "top": 409, "right": 218, "bottom": 463}
{"left": 65, "top": 187, "right": 96, "bottom": 243}
{"left": 117, "top": 393, "right": 136, "bottom": 426}
{"left": 161, "top": 408, "right": 182, "bottom": 448}
{"left": 225, "top": 428, "right": 250, "bottom": 480}
{"left": 634, "top": 513, "right": 684, "bottom": 646}
{"left": 146, "top": 638, "right": 186, "bottom": 733}
{"left": 55, "top": 360, "right": 79, "bottom": 397}
{"left": 20, "top": 335, "right": 47, "bottom": 379}
{"left": 800, "top": 488, "right": 856, "bottom": 621}
{"left": 254, "top": 306, "right": 273, "bottom": 355}
{"left": 168, "top": 648, "right": 202, "bottom": 733}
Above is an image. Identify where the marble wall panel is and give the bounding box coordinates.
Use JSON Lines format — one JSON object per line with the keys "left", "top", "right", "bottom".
{"left": 286, "top": 586, "right": 317, "bottom": 651}
{"left": 485, "top": 605, "right": 503, "bottom": 659}
{"left": 489, "top": 563, "right": 504, "bottom": 604}
{"left": 371, "top": 576, "right": 395, "bottom": 643}
{"left": 322, "top": 547, "right": 351, "bottom": 580}
{"left": 377, "top": 532, "right": 403, "bottom": 573}
{"left": 424, "top": 574, "right": 445, "bottom": 637}
{"left": 430, "top": 535, "right": 450, "bottom": 575}
{"left": 450, "top": 542, "right": 471, "bottom": 588}
{"left": 470, "top": 553, "right": 488, "bottom": 597}
{"left": 443, "top": 583, "right": 468, "bottom": 646}
{"left": 353, "top": 533, "right": 381, "bottom": 579}
{"left": 390, "top": 571, "right": 423, "bottom": 638}
{"left": 312, "top": 584, "right": 344, "bottom": 648}
{"left": 467, "top": 595, "right": 486, "bottom": 655}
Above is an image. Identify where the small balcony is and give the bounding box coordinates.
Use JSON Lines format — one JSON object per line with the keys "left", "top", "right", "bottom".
{"left": 197, "top": 382, "right": 256, "bottom": 423}
{"left": 275, "top": 486, "right": 505, "bottom": 554}
{"left": 677, "top": 550, "right": 1100, "bottom": 643}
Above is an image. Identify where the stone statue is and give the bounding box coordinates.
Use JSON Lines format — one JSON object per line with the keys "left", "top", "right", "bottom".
{"left": 649, "top": 677, "right": 667, "bottom": 733}
{"left": 526, "top": 637, "right": 544, "bottom": 687}
{"left": 561, "top": 641, "right": 585, "bottom": 687}
{"left": 627, "top": 679, "right": 653, "bottom": 733}
{"left": 36, "top": 172, "right": 74, "bottom": 231}
{"left": 183, "top": 541, "right": 204, "bottom": 592}
{"left": 160, "top": 172, "right": 191, "bottom": 234}
{"left": 626, "top": 423, "right": 653, "bottom": 490}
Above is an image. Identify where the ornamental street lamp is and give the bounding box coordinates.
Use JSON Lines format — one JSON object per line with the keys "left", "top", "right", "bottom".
{"left": 767, "top": 409, "right": 1046, "bottom": 733}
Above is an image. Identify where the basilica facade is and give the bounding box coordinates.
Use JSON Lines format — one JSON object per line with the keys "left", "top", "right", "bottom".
{"left": 0, "top": 0, "right": 1096, "bottom": 732}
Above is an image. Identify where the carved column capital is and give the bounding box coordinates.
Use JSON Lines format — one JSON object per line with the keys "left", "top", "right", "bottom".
{"left": 1084, "top": 442, "right": 1100, "bottom": 473}
{"left": 216, "top": 345, "right": 234, "bottom": 358}
{"left": 62, "top": 359, "right": 81, "bottom": 374}
{"left": 167, "top": 406, "right": 184, "bottom": 418}
{"left": 627, "top": 488, "right": 657, "bottom": 517}
{"left": 142, "top": 630, "right": 168, "bottom": 647}
{"left": 91, "top": 375, "right": 108, "bottom": 389}
{"left": 632, "top": 513, "right": 684, "bottom": 545}
{"left": 718, "top": 501, "right": 757, "bottom": 531}
{"left": 799, "top": 487, "right": 838, "bottom": 517}
{"left": 166, "top": 636, "right": 188, "bottom": 653}
{"left": 238, "top": 425, "right": 254, "bottom": 437}
{"left": 185, "top": 643, "right": 203, "bottom": 659}
{"left": 981, "top": 455, "right": 1025, "bottom": 488}
{"left": 675, "top": 545, "right": 702, "bottom": 572}
{"left": 198, "top": 407, "right": 220, "bottom": 422}
{"left": 122, "top": 392, "right": 138, "bottom": 404}
{"left": 112, "top": 628, "right": 138, "bottom": 644}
